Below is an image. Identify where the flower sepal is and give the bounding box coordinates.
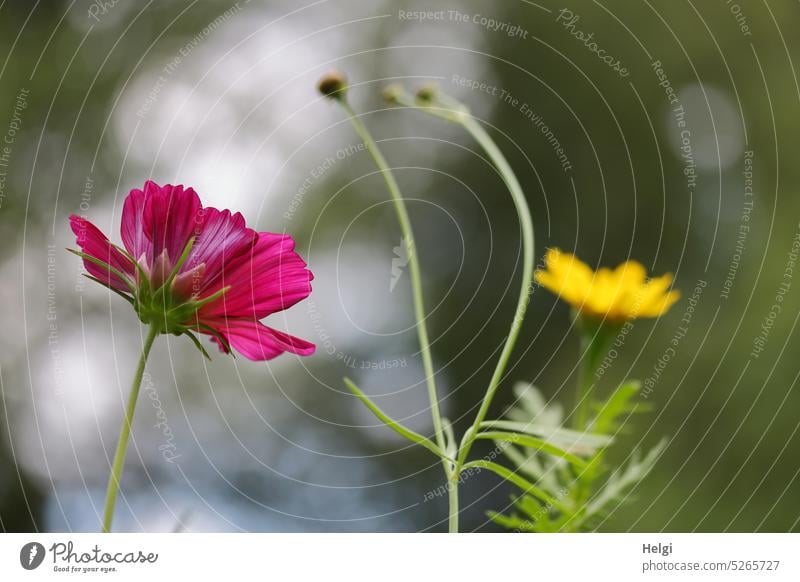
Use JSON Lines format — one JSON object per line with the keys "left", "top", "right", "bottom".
{"left": 68, "top": 242, "right": 232, "bottom": 352}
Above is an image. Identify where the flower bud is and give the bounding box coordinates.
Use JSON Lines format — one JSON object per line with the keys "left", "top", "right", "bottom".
{"left": 382, "top": 83, "right": 404, "bottom": 104}
{"left": 318, "top": 71, "right": 348, "bottom": 100}
{"left": 415, "top": 84, "right": 438, "bottom": 105}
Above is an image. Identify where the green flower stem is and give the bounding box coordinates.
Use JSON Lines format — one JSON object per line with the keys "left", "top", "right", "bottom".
{"left": 447, "top": 472, "right": 459, "bottom": 532}
{"left": 407, "top": 97, "right": 535, "bottom": 531}
{"left": 102, "top": 324, "right": 159, "bottom": 533}
{"left": 398, "top": 94, "right": 535, "bottom": 532}
{"left": 454, "top": 115, "right": 535, "bottom": 464}
{"left": 570, "top": 321, "right": 615, "bottom": 515}
{"left": 335, "top": 99, "right": 448, "bottom": 461}
{"left": 573, "top": 320, "right": 615, "bottom": 430}
{"left": 574, "top": 333, "right": 596, "bottom": 430}
{"left": 342, "top": 88, "right": 534, "bottom": 531}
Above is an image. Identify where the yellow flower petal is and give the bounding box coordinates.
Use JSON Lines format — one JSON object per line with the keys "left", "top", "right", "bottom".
{"left": 534, "top": 248, "right": 679, "bottom": 323}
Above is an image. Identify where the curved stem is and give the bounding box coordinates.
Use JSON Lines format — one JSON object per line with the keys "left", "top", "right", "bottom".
{"left": 399, "top": 95, "right": 536, "bottom": 532}
{"left": 336, "top": 100, "right": 448, "bottom": 463}
{"left": 102, "top": 324, "right": 159, "bottom": 532}
{"left": 455, "top": 116, "right": 535, "bottom": 465}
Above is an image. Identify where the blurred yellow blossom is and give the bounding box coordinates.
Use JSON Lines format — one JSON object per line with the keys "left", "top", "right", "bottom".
{"left": 535, "top": 248, "right": 680, "bottom": 322}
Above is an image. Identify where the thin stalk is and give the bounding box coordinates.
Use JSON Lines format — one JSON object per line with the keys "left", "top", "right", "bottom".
{"left": 401, "top": 95, "right": 535, "bottom": 531}
{"left": 336, "top": 100, "right": 448, "bottom": 462}
{"left": 573, "top": 322, "right": 612, "bottom": 430}
{"left": 570, "top": 323, "right": 614, "bottom": 517}
{"left": 454, "top": 115, "right": 535, "bottom": 466}
{"left": 102, "top": 324, "right": 159, "bottom": 532}
{"left": 407, "top": 99, "right": 535, "bottom": 532}
{"left": 447, "top": 472, "right": 459, "bottom": 532}
{"left": 574, "top": 332, "right": 595, "bottom": 430}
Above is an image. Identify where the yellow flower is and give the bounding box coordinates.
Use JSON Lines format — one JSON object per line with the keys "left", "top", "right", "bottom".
{"left": 534, "top": 248, "right": 680, "bottom": 322}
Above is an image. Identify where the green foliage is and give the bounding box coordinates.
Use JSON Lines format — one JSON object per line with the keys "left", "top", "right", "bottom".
{"left": 582, "top": 440, "right": 666, "bottom": 525}
{"left": 487, "top": 382, "right": 665, "bottom": 532}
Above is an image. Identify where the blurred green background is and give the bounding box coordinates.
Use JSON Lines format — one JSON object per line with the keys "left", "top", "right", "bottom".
{"left": 1, "top": 0, "right": 798, "bottom": 532}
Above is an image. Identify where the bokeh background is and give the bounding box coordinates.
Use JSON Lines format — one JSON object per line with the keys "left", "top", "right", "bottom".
{"left": 1, "top": 0, "right": 799, "bottom": 532}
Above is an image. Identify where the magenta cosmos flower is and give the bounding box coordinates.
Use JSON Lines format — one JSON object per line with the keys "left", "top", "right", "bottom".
{"left": 69, "top": 181, "right": 315, "bottom": 360}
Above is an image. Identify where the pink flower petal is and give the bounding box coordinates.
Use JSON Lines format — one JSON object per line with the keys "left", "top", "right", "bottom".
{"left": 185, "top": 207, "right": 257, "bottom": 288}
{"left": 141, "top": 181, "right": 204, "bottom": 265}
{"left": 120, "top": 186, "right": 151, "bottom": 262}
{"left": 199, "top": 232, "right": 313, "bottom": 320}
{"left": 203, "top": 317, "right": 315, "bottom": 361}
{"left": 70, "top": 215, "right": 134, "bottom": 291}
